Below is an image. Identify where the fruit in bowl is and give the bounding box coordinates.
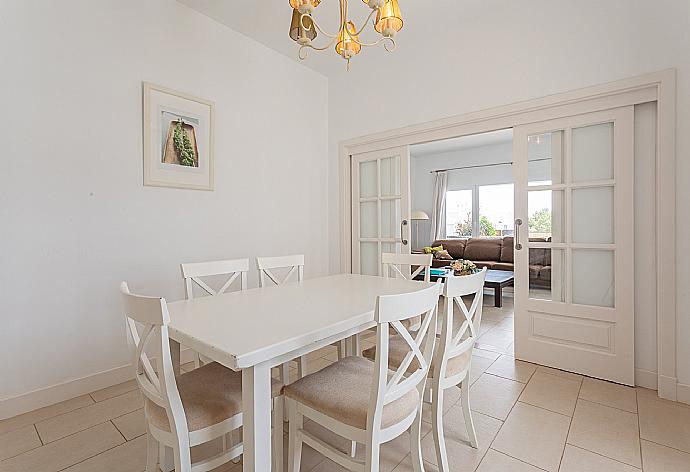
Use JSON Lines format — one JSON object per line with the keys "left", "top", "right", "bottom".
{"left": 450, "top": 259, "right": 479, "bottom": 276}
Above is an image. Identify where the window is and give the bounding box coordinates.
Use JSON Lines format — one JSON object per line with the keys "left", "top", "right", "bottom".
{"left": 445, "top": 190, "right": 472, "bottom": 237}
{"left": 478, "top": 184, "right": 514, "bottom": 236}
{"left": 445, "top": 184, "right": 515, "bottom": 238}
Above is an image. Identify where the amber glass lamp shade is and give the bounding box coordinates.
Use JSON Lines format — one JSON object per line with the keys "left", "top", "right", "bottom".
{"left": 289, "top": 0, "right": 320, "bottom": 13}
{"left": 375, "top": 0, "right": 403, "bottom": 37}
{"left": 335, "top": 21, "right": 362, "bottom": 59}
{"left": 289, "top": 9, "right": 317, "bottom": 43}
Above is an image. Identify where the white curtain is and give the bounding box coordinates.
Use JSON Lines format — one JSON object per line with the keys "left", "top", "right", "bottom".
{"left": 429, "top": 171, "right": 448, "bottom": 243}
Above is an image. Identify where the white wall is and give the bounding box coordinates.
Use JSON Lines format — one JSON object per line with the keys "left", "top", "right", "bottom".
{"left": 0, "top": 0, "right": 329, "bottom": 415}
{"left": 328, "top": 0, "right": 690, "bottom": 386}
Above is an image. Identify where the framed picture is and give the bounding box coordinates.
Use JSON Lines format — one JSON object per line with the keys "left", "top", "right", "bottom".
{"left": 142, "top": 82, "right": 214, "bottom": 190}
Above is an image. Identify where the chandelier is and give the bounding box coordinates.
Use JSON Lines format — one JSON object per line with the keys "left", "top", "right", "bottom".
{"left": 288, "top": 0, "right": 403, "bottom": 69}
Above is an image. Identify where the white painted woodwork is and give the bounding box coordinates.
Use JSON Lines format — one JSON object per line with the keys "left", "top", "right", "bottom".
{"left": 121, "top": 282, "right": 283, "bottom": 472}
{"left": 287, "top": 281, "right": 442, "bottom": 472}
{"left": 381, "top": 252, "right": 432, "bottom": 281}
{"left": 166, "top": 274, "right": 436, "bottom": 472}
{"left": 431, "top": 269, "right": 486, "bottom": 471}
{"left": 351, "top": 147, "right": 411, "bottom": 276}
{"left": 338, "top": 70, "right": 677, "bottom": 400}
{"left": 513, "top": 107, "right": 635, "bottom": 385}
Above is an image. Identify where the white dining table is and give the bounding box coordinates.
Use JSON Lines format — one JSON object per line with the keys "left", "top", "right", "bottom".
{"left": 166, "top": 273, "right": 434, "bottom": 472}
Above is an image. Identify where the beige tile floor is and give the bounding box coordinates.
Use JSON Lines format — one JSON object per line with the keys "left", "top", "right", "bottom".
{"left": 2, "top": 295, "right": 689, "bottom": 472}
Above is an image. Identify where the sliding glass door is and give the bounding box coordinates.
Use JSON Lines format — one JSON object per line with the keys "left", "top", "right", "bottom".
{"left": 351, "top": 147, "right": 411, "bottom": 275}
{"left": 513, "top": 107, "right": 635, "bottom": 385}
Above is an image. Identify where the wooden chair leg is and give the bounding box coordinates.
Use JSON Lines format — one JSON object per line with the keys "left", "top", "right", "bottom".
{"left": 350, "top": 440, "right": 357, "bottom": 458}
{"left": 364, "top": 441, "right": 381, "bottom": 472}
{"left": 432, "top": 385, "right": 449, "bottom": 472}
{"left": 146, "top": 432, "right": 159, "bottom": 472}
{"left": 410, "top": 405, "right": 425, "bottom": 472}
{"left": 461, "top": 378, "right": 478, "bottom": 448}
{"left": 173, "top": 445, "right": 192, "bottom": 472}
{"left": 273, "top": 397, "right": 284, "bottom": 472}
{"left": 351, "top": 334, "right": 361, "bottom": 357}
{"left": 231, "top": 429, "right": 241, "bottom": 464}
{"left": 288, "top": 399, "right": 303, "bottom": 472}
{"left": 297, "top": 357, "right": 308, "bottom": 378}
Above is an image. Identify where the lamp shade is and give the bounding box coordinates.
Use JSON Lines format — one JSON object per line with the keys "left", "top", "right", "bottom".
{"left": 410, "top": 210, "right": 430, "bottom": 221}
{"left": 374, "top": 0, "right": 403, "bottom": 37}
{"left": 289, "top": 9, "right": 317, "bottom": 43}
{"left": 335, "top": 21, "right": 361, "bottom": 59}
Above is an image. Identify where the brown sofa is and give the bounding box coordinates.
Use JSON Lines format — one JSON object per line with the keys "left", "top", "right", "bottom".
{"left": 429, "top": 237, "right": 551, "bottom": 288}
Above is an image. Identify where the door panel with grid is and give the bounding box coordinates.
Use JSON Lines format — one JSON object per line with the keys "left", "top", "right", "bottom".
{"left": 513, "top": 107, "right": 634, "bottom": 385}
{"left": 351, "top": 147, "right": 410, "bottom": 275}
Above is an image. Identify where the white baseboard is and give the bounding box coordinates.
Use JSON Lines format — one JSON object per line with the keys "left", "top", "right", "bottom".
{"left": 635, "top": 368, "right": 658, "bottom": 390}
{"left": 677, "top": 382, "right": 690, "bottom": 406}
{"left": 0, "top": 348, "right": 196, "bottom": 420}
{"left": 658, "top": 374, "right": 678, "bottom": 402}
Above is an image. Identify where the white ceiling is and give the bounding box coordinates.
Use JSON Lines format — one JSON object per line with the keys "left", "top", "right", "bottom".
{"left": 411, "top": 128, "right": 514, "bottom": 157}
{"left": 177, "top": 0, "right": 461, "bottom": 77}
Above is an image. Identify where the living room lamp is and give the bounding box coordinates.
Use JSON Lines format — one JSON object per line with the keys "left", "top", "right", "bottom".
{"left": 288, "top": 0, "right": 402, "bottom": 69}
{"left": 410, "top": 210, "right": 430, "bottom": 249}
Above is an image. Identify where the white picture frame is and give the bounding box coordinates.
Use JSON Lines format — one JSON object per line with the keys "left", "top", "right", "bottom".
{"left": 142, "top": 82, "right": 214, "bottom": 190}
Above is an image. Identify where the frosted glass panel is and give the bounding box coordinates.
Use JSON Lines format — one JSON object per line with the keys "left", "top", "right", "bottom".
{"left": 572, "top": 123, "right": 614, "bottom": 182}
{"left": 380, "top": 157, "right": 400, "bottom": 196}
{"left": 528, "top": 190, "right": 564, "bottom": 242}
{"left": 529, "top": 248, "right": 565, "bottom": 302}
{"left": 572, "top": 250, "right": 615, "bottom": 307}
{"left": 360, "top": 242, "right": 379, "bottom": 276}
{"left": 528, "top": 130, "right": 564, "bottom": 186}
{"left": 359, "top": 160, "right": 377, "bottom": 198}
{"left": 572, "top": 187, "right": 614, "bottom": 244}
{"left": 381, "top": 199, "right": 401, "bottom": 239}
{"left": 359, "top": 201, "right": 377, "bottom": 238}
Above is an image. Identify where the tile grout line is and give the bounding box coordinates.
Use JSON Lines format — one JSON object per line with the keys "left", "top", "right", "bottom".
{"left": 110, "top": 419, "right": 128, "bottom": 442}
{"left": 566, "top": 444, "right": 643, "bottom": 471}
{"left": 556, "top": 375, "right": 583, "bottom": 471}
{"left": 33, "top": 422, "right": 44, "bottom": 446}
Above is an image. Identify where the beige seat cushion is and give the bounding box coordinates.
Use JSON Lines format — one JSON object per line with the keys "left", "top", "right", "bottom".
{"left": 362, "top": 336, "right": 471, "bottom": 379}
{"left": 283, "top": 356, "right": 419, "bottom": 430}
{"left": 147, "top": 362, "right": 282, "bottom": 432}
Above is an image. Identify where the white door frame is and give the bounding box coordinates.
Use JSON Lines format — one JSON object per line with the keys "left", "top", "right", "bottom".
{"left": 339, "top": 69, "right": 677, "bottom": 400}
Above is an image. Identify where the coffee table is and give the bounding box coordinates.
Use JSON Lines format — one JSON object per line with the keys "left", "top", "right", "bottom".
{"left": 415, "top": 268, "right": 514, "bottom": 308}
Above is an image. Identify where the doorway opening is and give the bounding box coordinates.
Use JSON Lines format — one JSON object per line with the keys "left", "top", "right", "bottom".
{"left": 410, "top": 128, "right": 519, "bottom": 357}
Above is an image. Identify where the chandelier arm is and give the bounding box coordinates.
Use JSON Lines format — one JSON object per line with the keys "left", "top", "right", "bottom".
{"left": 382, "top": 35, "right": 396, "bottom": 52}
{"left": 306, "top": 14, "right": 341, "bottom": 39}
{"left": 352, "top": 8, "right": 378, "bottom": 37}
{"left": 350, "top": 34, "right": 394, "bottom": 48}
{"left": 299, "top": 35, "right": 338, "bottom": 57}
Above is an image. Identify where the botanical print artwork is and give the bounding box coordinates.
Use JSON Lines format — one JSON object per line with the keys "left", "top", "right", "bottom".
{"left": 161, "top": 111, "right": 199, "bottom": 167}
{"left": 143, "top": 82, "right": 214, "bottom": 190}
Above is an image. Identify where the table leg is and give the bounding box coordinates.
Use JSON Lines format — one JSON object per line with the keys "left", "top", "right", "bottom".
{"left": 242, "top": 362, "right": 273, "bottom": 472}
{"left": 169, "top": 339, "right": 181, "bottom": 377}
{"left": 494, "top": 285, "right": 503, "bottom": 308}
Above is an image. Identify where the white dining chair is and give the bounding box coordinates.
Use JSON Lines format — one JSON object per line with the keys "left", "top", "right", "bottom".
{"left": 181, "top": 258, "right": 249, "bottom": 368}
{"left": 284, "top": 282, "right": 442, "bottom": 472}
{"left": 121, "top": 282, "right": 284, "bottom": 472}
{"left": 429, "top": 268, "right": 486, "bottom": 471}
{"left": 362, "top": 268, "right": 487, "bottom": 471}
{"left": 381, "top": 252, "right": 433, "bottom": 283}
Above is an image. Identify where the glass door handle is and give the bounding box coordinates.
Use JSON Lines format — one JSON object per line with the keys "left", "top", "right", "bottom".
{"left": 401, "top": 219, "right": 409, "bottom": 246}
{"left": 515, "top": 219, "right": 523, "bottom": 250}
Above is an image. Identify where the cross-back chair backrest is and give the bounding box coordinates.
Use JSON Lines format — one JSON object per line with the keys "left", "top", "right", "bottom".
{"left": 368, "top": 282, "right": 442, "bottom": 430}
{"left": 256, "top": 254, "right": 304, "bottom": 287}
{"left": 181, "top": 258, "right": 250, "bottom": 299}
{"left": 436, "top": 268, "right": 487, "bottom": 383}
{"left": 120, "top": 282, "right": 188, "bottom": 438}
{"left": 381, "top": 253, "right": 432, "bottom": 282}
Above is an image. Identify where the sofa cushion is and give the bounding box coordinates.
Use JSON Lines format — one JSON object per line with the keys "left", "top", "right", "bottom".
{"left": 492, "top": 262, "right": 514, "bottom": 272}
{"left": 432, "top": 239, "right": 466, "bottom": 259}
{"left": 464, "top": 238, "right": 503, "bottom": 262}
{"left": 500, "top": 237, "right": 514, "bottom": 263}
{"left": 529, "top": 247, "right": 549, "bottom": 266}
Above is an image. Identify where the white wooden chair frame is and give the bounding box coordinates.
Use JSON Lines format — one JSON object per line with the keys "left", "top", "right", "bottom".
{"left": 181, "top": 258, "right": 250, "bottom": 368}
{"left": 121, "top": 282, "right": 283, "bottom": 472}
{"left": 430, "top": 268, "right": 486, "bottom": 472}
{"left": 381, "top": 253, "right": 433, "bottom": 283}
{"left": 287, "top": 282, "right": 442, "bottom": 472}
